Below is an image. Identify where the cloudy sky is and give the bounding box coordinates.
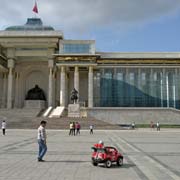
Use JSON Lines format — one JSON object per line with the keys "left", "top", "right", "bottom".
{"left": 1, "top": 0, "right": 180, "bottom": 52}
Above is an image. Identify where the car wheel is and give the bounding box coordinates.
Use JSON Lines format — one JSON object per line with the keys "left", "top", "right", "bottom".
{"left": 117, "top": 157, "right": 123, "bottom": 166}
{"left": 105, "top": 159, "right": 112, "bottom": 168}
{"left": 92, "top": 161, "right": 98, "bottom": 166}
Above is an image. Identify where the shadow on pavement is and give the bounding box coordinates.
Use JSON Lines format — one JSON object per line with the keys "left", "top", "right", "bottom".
{"left": 45, "top": 160, "right": 90, "bottom": 163}
{"left": 98, "top": 163, "right": 136, "bottom": 169}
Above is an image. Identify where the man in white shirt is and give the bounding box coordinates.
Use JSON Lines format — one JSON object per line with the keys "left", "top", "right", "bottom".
{"left": 90, "top": 125, "right": 94, "bottom": 134}
{"left": 1, "top": 120, "right": 6, "bottom": 135}
{"left": 37, "top": 120, "right": 47, "bottom": 162}
{"left": 157, "top": 122, "right": 160, "bottom": 131}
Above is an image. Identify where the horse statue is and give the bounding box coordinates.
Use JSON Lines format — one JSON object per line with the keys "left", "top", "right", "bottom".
{"left": 70, "top": 88, "right": 78, "bottom": 104}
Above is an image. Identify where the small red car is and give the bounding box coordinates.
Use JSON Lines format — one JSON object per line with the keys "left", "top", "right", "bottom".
{"left": 91, "top": 144, "right": 123, "bottom": 168}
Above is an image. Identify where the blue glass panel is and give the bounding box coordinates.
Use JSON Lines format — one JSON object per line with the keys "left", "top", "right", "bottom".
{"left": 63, "top": 44, "right": 90, "bottom": 53}
{"left": 93, "top": 68, "right": 180, "bottom": 109}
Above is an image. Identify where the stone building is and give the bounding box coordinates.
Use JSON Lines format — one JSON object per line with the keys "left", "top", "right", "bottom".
{"left": 1, "top": 17, "right": 180, "bottom": 124}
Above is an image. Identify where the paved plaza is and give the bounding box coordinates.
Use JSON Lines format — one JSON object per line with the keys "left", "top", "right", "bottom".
{"left": 0, "top": 129, "right": 180, "bottom": 180}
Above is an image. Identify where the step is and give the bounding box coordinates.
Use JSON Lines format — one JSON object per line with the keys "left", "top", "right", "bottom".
{"left": 49, "top": 106, "right": 65, "bottom": 118}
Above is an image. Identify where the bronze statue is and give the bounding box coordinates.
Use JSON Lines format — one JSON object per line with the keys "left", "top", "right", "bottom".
{"left": 25, "top": 85, "right": 46, "bottom": 100}
{"left": 70, "top": 88, "right": 78, "bottom": 104}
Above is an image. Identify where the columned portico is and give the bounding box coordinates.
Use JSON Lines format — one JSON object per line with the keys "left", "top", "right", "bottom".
{"left": 7, "top": 59, "right": 15, "bottom": 109}
{"left": 88, "top": 66, "right": 93, "bottom": 107}
{"left": 60, "top": 66, "right": 66, "bottom": 106}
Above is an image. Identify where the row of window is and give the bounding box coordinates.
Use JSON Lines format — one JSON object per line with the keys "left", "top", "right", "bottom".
{"left": 93, "top": 69, "right": 180, "bottom": 109}
{"left": 63, "top": 44, "right": 91, "bottom": 54}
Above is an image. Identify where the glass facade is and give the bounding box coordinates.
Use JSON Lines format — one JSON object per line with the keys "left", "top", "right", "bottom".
{"left": 94, "top": 68, "right": 180, "bottom": 109}
{"left": 63, "top": 44, "right": 90, "bottom": 54}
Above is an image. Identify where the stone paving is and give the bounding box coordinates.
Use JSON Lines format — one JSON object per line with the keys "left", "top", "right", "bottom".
{"left": 0, "top": 129, "right": 180, "bottom": 180}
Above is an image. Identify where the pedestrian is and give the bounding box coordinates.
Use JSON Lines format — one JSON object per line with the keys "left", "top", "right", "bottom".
{"left": 1, "top": 120, "right": 6, "bottom": 136}
{"left": 76, "top": 122, "right": 81, "bottom": 135}
{"left": 90, "top": 124, "right": 94, "bottom": 134}
{"left": 69, "top": 122, "right": 73, "bottom": 136}
{"left": 72, "top": 122, "right": 76, "bottom": 136}
{"left": 37, "top": 120, "right": 47, "bottom": 162}
{"left": 150, "top": 121, "right": 154, "bottom": 130}
{"left": 157, "top": 122, "right": 160, "bottom": 131}
{"left": 131, "top": 122, "right": 135, "bottom": 130}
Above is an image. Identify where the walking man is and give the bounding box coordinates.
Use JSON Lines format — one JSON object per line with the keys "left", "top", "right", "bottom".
{"left": 1, "top": 120, "right": 6, "bottom": 135}
{"left": 37, "top": 120, "right": 47, "bottom": 162}
{"left": 69, "top": 122, "right": 73, "bottom": 136}
{"left": 131, "top": 122, "right": 135, "bottom": 130}
{"left": 90, "top": 124, "right": 94, "bottom": 134}
{"left": 157, "top": 121, "right": 160, "bottom": 131}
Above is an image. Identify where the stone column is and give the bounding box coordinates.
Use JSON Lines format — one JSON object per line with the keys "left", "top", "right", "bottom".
{"left": 48, "top": 59, "right": 54, "bottom": 107}
{"left": 14, "top": 72, "right": 19, "bottom": 108}
{"left": 74, "top": 66, "right": 79, "bottom": 91}
{"left": 60, "top": 66, "right": 66, "bottom": 106}
{"left": 2, "top": 73, "right": 7, "bottom": 108}
{"left": 88, "top": 66, "right": 94, "bottom": 108}
{"left": 7, "top": 59, "right": 15, "bottom": 109}
{"left": 48, "top": 68, "right": 53, "bottom": 107}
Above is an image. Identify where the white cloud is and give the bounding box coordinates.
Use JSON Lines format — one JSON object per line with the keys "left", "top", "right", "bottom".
{"left": 0, "top": 0, "right": 180, "bottom": 32}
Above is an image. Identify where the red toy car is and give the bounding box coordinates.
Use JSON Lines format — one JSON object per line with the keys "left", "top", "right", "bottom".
{"left": 91, "top": 144, "right": 123, "bottom": 168}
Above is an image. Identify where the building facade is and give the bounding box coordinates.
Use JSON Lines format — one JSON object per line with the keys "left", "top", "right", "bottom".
{"left": 0, "top": 18, "right": 180, "bottom": 123}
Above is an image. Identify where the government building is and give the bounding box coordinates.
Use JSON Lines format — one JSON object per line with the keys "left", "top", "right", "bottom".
{"left": 0, "top": 18, "right": 180, "bottom": 124}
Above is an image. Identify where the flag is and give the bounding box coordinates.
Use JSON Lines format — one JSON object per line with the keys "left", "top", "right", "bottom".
{"left": 32, "top": 1, "right": 38, "bottom": 14}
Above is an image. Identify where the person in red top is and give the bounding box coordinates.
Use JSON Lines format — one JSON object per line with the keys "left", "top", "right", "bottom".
{"left": 76, "top": 122, "right": 81, "bottom": 135}
{"left": 94, "top": 140, "right": 104, "bottom": 148}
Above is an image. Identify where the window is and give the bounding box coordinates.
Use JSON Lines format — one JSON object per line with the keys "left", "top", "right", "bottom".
{"left": 142, "top": 73, "right": 146, "bottom": 80}
{"left": 130, "top": 73, "right": 134, "bottom": 81}
{"left": 117, "top": 73, "right": 123, "bottom": 80}
{"left": 154, "top": 73, "right": 157, "bottom": 81}
{"left": 63, "top": 44, "right": 90, "bottom": 53}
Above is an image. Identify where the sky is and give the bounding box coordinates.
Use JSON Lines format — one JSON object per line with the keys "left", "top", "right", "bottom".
{"left": 0, "top": 0, "right": 180, "bottom": 52}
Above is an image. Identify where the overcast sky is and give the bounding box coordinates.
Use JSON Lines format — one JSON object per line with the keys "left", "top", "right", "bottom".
{"left": 0, "top": 0, "right": 180, "bottom": 52}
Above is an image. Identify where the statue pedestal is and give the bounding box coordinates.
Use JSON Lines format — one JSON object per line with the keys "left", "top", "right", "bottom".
{"left": 68, "top": 104, "right": 80, "bottom": 117}
{"left": 24, "top": 100, "right": 46, "bottom": 109}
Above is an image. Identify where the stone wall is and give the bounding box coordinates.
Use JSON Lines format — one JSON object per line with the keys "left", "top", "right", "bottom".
{"left": 87, "top": 107, "right": 180, "bottom": 124}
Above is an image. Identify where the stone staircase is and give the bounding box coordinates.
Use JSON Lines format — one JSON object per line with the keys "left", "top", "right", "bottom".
{"left": 0, "top": 108, "right": 122, "bottom": 129}
{"left": 7, "top": 117, "right": 122, "bottom": 130}
{"left": 0, "top": 108, "right": 42, "bottom": 126}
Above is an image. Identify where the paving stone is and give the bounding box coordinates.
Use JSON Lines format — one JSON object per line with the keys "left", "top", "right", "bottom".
{"left": 0, "top": 129, "right": 180, "bottom": 180}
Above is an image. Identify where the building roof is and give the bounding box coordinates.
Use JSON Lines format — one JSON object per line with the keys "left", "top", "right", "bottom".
{"left": 97, "top": 52, "right": 180, "bottom": 59}
{"left": 5, "top": 18, "right": 54, "bottom": 31}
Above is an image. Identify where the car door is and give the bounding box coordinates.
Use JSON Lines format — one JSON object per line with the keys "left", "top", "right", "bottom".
{"left": 110, "top": 148, "right": 117, "bottom": 161}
